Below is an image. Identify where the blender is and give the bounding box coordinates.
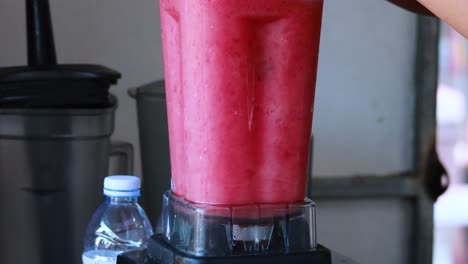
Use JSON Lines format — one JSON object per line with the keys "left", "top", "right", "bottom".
{"left": 119, "top": 0, "right": 434, "bottom": 264}
{"left": 121, "top": 0, "right": 332, "bottom": 263}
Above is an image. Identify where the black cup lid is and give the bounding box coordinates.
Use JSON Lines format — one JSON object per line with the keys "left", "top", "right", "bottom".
{"left": 0, "top": 64, "right": 121, "bottom": 108}
{"left": 0, "top": 64, "right": 121, "bottom": 84}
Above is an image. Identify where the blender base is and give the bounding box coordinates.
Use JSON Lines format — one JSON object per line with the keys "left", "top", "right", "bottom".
{"left": 118, "top": 234, "right": 332, "bottom": 264}
{"left": 117, "top": 191, "right": 355, "bottom": 264}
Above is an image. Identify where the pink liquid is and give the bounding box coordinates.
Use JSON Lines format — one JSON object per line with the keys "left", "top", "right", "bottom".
{"left": 160, "top": 0, "right": 323, "bottom": 205}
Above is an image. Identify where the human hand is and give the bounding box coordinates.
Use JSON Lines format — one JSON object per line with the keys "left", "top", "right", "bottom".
{"left": 388, "top": 0, "right": 468, "bottom": 38}
{"left": 417, "top": 0, "right": 468, "bottom": 38}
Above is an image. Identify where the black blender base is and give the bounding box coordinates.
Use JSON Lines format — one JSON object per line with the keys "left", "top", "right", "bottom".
{"left": 118, "top": 234, "right": 332, "bottom": 264}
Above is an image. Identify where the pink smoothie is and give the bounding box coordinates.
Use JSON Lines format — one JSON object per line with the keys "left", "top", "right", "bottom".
{"left": 160, "top": 0, "right": 323, "bottom": 205}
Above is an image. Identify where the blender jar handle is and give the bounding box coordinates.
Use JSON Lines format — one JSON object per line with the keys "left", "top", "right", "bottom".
{"left": 109, "top": 141, "right": 134, "bottom": 175}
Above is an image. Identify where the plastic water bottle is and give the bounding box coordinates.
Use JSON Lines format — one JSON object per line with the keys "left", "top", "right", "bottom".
{"left": 82, "top": 175, "right": 154, "bottom": 264}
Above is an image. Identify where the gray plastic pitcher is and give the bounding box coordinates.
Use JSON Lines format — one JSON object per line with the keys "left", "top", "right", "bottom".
{"left": 0, "top": 103, "right": 133, "bottom": 264}
{"left": 129, "top": 80, "right": 171, "bottom": 225}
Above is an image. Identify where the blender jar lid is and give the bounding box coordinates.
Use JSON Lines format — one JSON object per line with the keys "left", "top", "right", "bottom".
{"left": 0, "top": 64, "right": 121, "bottom": 108}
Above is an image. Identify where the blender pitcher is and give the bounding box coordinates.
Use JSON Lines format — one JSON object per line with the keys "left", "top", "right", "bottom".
{"left": 160, "top": 0, "right": 324, "bottom": 205}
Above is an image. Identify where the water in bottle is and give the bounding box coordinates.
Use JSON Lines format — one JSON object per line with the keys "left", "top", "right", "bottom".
{"left": 82, "top": 175, "right": 153, "bottom": 264}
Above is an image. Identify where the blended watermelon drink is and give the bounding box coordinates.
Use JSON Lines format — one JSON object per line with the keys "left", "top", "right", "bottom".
{"left": 160, "top": 0, "right": 323, "bottom": 205}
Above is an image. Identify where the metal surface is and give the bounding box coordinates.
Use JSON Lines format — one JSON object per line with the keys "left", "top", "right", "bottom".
{"left": 0, "top": 106, "right": 126, "bottom": 264}
{"left": 129, "top": 81, "right": 171, "bottom": 224}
